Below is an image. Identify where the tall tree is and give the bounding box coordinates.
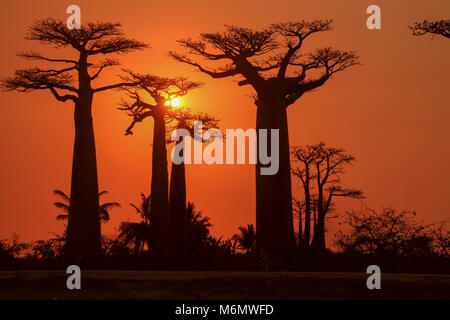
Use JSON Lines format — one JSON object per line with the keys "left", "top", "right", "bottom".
{"left": 292, "top": 143, "right": 364, "bottom": 253}
{"left": 120, "top": 72, "right": 201, "bottom": 262}
{"left": 53, "top": 189, "right": 120, "bottom": 223}
{"left": 291, "top": 144, "right": 320, "bottom": 252}
{"left": 170, "top": 21, "right": 359, "bottom": 267}
{"left": 166, "top": 108, "right": 219, "bottom": 266}
{"left": 409, "top": 19, "right": 450, "bottom": 39}
{"left": 1, "top": 19, "right": 147, "bottom": 266}
{"left": 292, "top": 198, "right": 305, "bottom": 250}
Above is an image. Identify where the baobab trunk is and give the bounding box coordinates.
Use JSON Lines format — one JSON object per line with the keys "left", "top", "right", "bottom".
{"left": 168, "top": 143, "right": 187, "bottom": 269}
{"left": 66, "top": 93, "right": 101, "bottom": 267}
{"left": 302, "top": 177, "right": 312, "bottom": 253}
{"left": 255, "top": 90, "right": 296, "bottom": 270}
{"left": 150, "top": 107, "right": 169, "bottom": 264}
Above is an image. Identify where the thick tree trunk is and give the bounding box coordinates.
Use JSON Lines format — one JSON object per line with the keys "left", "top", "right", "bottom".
{"left": 65, "top": 54, "right": 101, "bottom": 268}
{"left": 65, "top": 94, "right": 101, "bottom": 267}
{"left": 150, "top": 107, "right": 169, "bottom": 264}
{"left": 255, "top": 90, "right": 295, "bottom": 270}
{"left": 168, "top": 142, "right": 187, "bottom": 269}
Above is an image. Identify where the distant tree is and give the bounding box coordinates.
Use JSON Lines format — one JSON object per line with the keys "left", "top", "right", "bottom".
{"left": 292, "top": 142, "right": 364, "bottom": 253}
{"left": 1, "top": 19, "right": 147, "bottom": 265}
{"left": 118, "top": 193, "right": 151, "bottom": 254}
{"left": 291, "top": 144, "right": 319, "bottom": 252}
{"left": 233, "top": 224, "right": 256, "bottom": 255}
{"left": 170, "top": 21, "right": 359, "bottom": 267}
{"left": 410, "top": 19, "right": 450, "bottom": 39}
{"left": 0, "top": 234, "right": 28, "bottom": 270}
{"left": 119, "top": 72, "right": 201, "bottom": 259}
{"left": 292, "top": 198, "right": 306, "bottom": 250}
{"left": 335, "top": 207, "right": 437, "bottom": 257}
{"left": 428, "top": 221, "right": 449, "bottom": 258}
{"left": 30, "top": 236, "right": 65, "bottom": 268}
{"left": 53, "top": 189, "right": 120, "bottom": 223}
{"left": 167, "top": 108, "right": 220, "bottom": 262}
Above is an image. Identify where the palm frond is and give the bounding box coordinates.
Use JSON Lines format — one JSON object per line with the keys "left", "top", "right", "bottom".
{"left": 53, "top": 201, "right": 70, "bottom": 213}
{"left": 100, "top": 202, "right": 121, "bottom": 210}
{"left": 56, "top": 214, "right": 69, "bottom": 221}
{"left": 53, "top": 189, "right": 70, "bottom": 202}
{"left": 98, "top": 190, "right": 109, "bottom": 197}
{"left": 99, "top": 208, "right": 110, "bottom": 222}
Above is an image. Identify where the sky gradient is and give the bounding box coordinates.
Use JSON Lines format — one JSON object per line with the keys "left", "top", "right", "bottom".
{"left": 0, "top": 0, "right": 449, "bottom": 243}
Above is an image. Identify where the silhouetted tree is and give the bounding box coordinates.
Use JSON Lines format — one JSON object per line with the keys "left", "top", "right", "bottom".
{"left": 118, "top": 193, "right": 151, "bottom": 254}
{"left": 167, "top": 108, "right": 220, "bottom": 265}
{"left": 233, "top": 224, "right": 256, "bottom": 255}
{"left": 292, "top": 143, "right": 363, "bottom": 253}
{"left": 292, "top": 198, "right": 305, "bottom": 250}
{"left": 291, "top": 144, "right": 319, "bottom": 252}
{"left": 120, "top": 72, "right": 201, "bottom": 261}
{"left": 1, "top": 19, "right": 147, "bottom": 266}
{"left": 0, "top": 234, "right": 27, "bottom": 269}
{"left": 170, "top": 21, "right": 359, "bottom": 267}
{"left": 428, "top": 221, "right": 449, "bottom": 258}
{"left": 53, "top": 189, "right": 120, "bottom": 223}
{"left": 185, "top": 202, "right": 212, "bottom": 258}
{"left": 410, "top": 19, "right": 450, "bottom": 39}
{"left": 335, "top": 208, "right": 436, "bottom": 257}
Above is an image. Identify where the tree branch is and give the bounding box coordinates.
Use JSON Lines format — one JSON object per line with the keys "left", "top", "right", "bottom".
{"left": 49, "top": 87, "right": 77, "bottom": 102}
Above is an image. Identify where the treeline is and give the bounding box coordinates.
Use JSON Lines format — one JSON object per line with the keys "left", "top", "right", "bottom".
{"left": 0, "top": 205, "right": 448, "bottom": 273}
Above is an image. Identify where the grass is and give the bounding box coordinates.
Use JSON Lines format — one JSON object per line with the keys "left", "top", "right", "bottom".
{"left": 0, "top": 270, "right": 449, "bottom": 300}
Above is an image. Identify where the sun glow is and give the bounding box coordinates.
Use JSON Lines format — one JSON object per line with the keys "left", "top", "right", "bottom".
{"left": 165, "top": 97, "right": 181, "bottom": 108}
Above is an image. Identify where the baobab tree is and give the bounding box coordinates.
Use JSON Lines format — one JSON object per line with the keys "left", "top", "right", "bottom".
{"left": 291, "top": 142, "right": 364, "bottom": 253}
{"left": 119, "top": 71, "right": 201, "bottom": 263}
{"left": 166, "top": 108, "right": 219, "bottom": 267}
{"left": 170, "top": 20, "right": 359, "bottom": 267}
{"left": 410, "top": 19, "right": 450, "bottom": 39}
{"left": 1, "top": 19, "right": 147, "bottom": 266}
{"left": 291, "top": 144, "right": 318, "bottom": 252}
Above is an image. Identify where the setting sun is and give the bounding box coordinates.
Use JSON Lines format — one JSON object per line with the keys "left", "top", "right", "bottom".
{"left": 165, "top": 97, "right": 181, "bottom": 108}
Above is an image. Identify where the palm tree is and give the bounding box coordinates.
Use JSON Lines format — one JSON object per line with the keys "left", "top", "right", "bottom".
{"left": 233, "top": 224, "right": 256, "bottom": 255}
{"left": 53, "top": 189, "right": 120, "bottom": 223}
{"left": 185, "top": 202, "right": 212, "bottom": 253}
{"left": 118, "top": 193, "right": 151, "bottom": 254}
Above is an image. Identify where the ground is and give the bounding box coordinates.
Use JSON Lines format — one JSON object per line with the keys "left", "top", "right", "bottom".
{"left": 0, "top": 271, "right": 449, "bottom": 299}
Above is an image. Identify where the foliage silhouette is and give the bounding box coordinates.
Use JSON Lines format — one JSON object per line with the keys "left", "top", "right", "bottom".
{"left": 119, "top": 193, "right": 151, "bottom": 254}
{"left": 232, "top": 224, "right": 256, "bottom": 255}
{"left": 410, "top": 19, "right": 450, "bottom": 39}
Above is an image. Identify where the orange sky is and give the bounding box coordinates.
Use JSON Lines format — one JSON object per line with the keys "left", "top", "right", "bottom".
{"left": 0, "top": 0, "right": 449, "bottom": 243}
